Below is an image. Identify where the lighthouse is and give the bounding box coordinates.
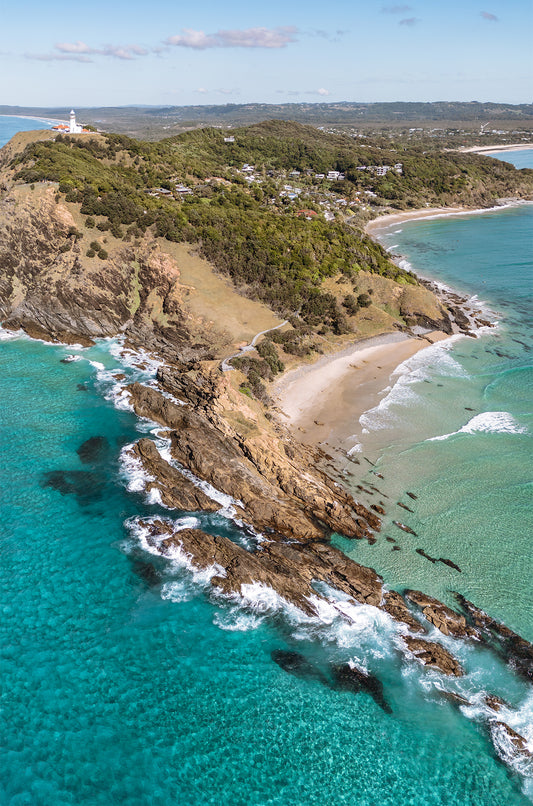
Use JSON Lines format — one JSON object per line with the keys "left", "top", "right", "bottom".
{"left": 69, "top": 110, "right": 82, "bottom": 134}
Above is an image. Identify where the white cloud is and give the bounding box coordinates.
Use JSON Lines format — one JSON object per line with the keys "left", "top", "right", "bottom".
{"left": 399, "top": 17, "right": 420, "bottom": 25}
{"left": 317, "top": 88, "right": 330, "bottom": 96}
{"left": 27, "top": 52, "right": 94, "bottom": 63}
{"left": 381, "top": 4, "right": 412, "bottom": 12}
{"left": 165, "top": 26, "right": 298, "bottom": 49}
{"left": 27, "top": 40, "right": 150, "bottom": 62}
{"left": 54, "top": 41, "right": 148, "bottom": 60}
{"left": 480, "top": 11, "right": 499, "bottom": 21}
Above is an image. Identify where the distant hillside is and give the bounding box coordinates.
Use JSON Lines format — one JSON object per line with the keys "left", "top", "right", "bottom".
{"left": 2, "top": 102, "right": 533, "bottom": 139}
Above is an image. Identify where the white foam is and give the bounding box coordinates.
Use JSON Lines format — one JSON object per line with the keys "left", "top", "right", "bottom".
{"left": 0, "top": 326, "right": 21, "bottom": 341}
{"left": 428, "top": 411, "right": 528, "bottom": 442}
{"left": 119, "top": 443, "right": 155, "bottom": 493}
{"left": 359, "top": 336, "right": 469, "bottom": 432}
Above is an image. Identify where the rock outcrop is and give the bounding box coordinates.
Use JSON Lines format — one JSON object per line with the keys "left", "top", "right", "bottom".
{"left": 131, "top": 439, "right": 221, "bottom": 513}
{"left": 403, "top": 636, "right": 464, "bottom": 677}
{"left": 405, "top": 590, "right": 479, "bottom": 639}
{"left": 127, "top": 380, "right": 379, "bottom": 543}
{"left": 455, "top": 594, "right": 533, "bottom": 683}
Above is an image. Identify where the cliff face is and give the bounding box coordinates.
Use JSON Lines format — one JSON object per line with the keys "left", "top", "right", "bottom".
{"left": 0, "top": 183, "right": 223, "bottom": 359}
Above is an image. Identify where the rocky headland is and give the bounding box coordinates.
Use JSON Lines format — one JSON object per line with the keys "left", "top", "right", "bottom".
{"left": 1, "top": 130, "right": 531, "bottom": 765}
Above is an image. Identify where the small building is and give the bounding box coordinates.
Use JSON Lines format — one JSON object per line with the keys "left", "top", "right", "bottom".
{"left": 224, "top": 136, "right": 235, "bottom": 143}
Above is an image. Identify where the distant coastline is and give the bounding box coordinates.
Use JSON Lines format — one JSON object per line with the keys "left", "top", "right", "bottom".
{"left": 0, "top": 114, "right": 66, "bottom": 125}
{"left": 460, "top": 143, "right": 533, "bottom": 154}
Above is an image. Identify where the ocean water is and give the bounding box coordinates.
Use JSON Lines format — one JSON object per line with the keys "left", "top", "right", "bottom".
{"left": 488, "top": 148, "right": 533, "bottom": 170}
{"left": 0, "top": 118, "right": 532, "bottom": 805}
{"left": 0, "top": 115, "right": 55, "bottom": 142}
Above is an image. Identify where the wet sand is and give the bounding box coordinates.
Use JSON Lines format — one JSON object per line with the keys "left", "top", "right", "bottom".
{"left": 272, "top": 331, "right": 449, "bottom": 453}
{"left": 365, "top": 207, "right": 467, "bottom": 236}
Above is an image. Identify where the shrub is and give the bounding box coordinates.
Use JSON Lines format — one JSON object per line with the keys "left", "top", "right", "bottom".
{"left": 342, "top": 294, "right": 359, "bottom": 315}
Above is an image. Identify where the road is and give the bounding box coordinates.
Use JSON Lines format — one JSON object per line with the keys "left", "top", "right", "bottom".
{"left": 221, "top": 320, "right": 288, "bottom": 371}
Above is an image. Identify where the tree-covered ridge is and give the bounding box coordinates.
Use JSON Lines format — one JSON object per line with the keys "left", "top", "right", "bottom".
{"left": 9, "top": 121, "right": 533, "bottom": 334}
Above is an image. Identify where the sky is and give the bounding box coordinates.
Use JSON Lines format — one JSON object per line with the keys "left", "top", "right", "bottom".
{"left": 1, "top": 0, "right": 531, "bottom": 107}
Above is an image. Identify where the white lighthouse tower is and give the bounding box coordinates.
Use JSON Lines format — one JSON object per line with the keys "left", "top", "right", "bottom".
{"left": 69, "top": 110, "right": 82, "bottom": 134}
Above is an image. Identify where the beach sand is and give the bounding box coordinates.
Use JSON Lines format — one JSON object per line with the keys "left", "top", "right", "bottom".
{"left": 365, "top": 207, "right": 467, "bottom": 236}
{"left": 272, "top": 330, "right": 449, "bottom": 454}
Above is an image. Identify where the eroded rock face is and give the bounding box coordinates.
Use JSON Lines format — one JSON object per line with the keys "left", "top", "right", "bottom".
{"left": 127, "top": 381, "right": 379, "bottom": 543}
{"left": 404, "top": 590, "right": 479, "bottom": 639}
{"left": 455, "top": 594, "right": 533, "bottom": 683}
{"left": 131, "top": 439, "right": 220, "bottom": 513}
{"left": 151, "top": 524, "right": 384, "bottom": 615}
{"left": 382, "top": 590, "right": 425, "bottom": 634}
{"left": 403, "top": 636, "right": 464, "bottom": 677}
{"left": 0, "top": 186, "right": 217, "bottom": 361}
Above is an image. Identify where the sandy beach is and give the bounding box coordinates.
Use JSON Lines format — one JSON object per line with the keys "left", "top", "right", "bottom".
{"left": 364, "top": 206, "right": 468, "bottom": 236}
{"left": 272, "top": 330, "right": 449, "bottom": 453}
{"left": 460, "top": 143, "right": 533, "bottom": 154}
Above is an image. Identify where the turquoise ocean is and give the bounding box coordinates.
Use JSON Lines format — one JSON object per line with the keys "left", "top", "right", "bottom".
{"left": 0, "top": 120, "right": 531, "bottom": 805}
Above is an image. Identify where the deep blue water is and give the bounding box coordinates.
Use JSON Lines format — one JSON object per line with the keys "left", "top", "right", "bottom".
{"left": 0, "top": 117, "right": 532, "bottom": 805}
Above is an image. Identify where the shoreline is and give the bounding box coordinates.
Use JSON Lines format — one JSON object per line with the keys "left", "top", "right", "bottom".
{"left": 273, "top": 202, "right": 508, "bottom": 457}
{"left": 459, "top": 143, "right": 533, "bottom": 154}
{"left": 271, "top": 330, "right": 450, "bottom": 453}
{"left": 364, "top": 198, "right": 531, "bottom": 237}
{"left": 0, "top": 114, "right": 66, "bottom": 125}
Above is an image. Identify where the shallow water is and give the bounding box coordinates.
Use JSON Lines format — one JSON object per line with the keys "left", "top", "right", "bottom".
{"left": 0, "top": 117, "right": 531, "bottom": 805}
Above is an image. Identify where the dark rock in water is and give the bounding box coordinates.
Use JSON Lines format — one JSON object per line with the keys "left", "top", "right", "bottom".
{"left": 403, "top": 635, "right": 463, "bottom": 677}
{"left": 397, "top": 502, "right": 414, "bottom": 514}
{"left": 382, "top": 590, "right": 425, "bottom": 634}
{"left": 60, "top": 354, "right": 78, "bottom": 363}
{"left": 485, "top": 694, "right": 508, "bottom": 713}
{"left": 511, "top": 338, "right": 530, "bottom": 352}
{"left": 465, "top": 407, "right": 475, "bottom": 411}
{"left": 439, "top": 690, "right": 471, "bottom": 707}
{"left": 394, "top": 521, "right": 417, "bottom": 536}
{"left": 373, "top": 472, "right": 384, "bottom": 480}
{"left": 490, "top": 721, "right": 533, "bottom": 760}
{"left": 371, "top": 504, "right": 386, "bottom": 515}
{"left": 455, "top": 594, "right": 533, "bottom": 683}
{"left": 404, "top": 590, "right": 478, "bottom": 639}
{"left": 364, "top": 457, "right": 376, "bottom": 466}
{"left": 76, "top": 383, "right": 88, "bottom": 392}
{"left": 271, "top": 650, "right": 328, "bottom": 686}
{"left": 130, "top": 558, "right": 161, "bottom": 587}
{"left": 385, "top": 536, "right": 397, "bottom": 543}
{"left": 42, "top": 470, "right": 105, "bottom": 504}
{"left": 331, "top": 663, "right": 392, "bottom": 714}
{"left": 76, "top": 436, "right": 111, "bottom": 465}
{"left": 392, "top": 545, "right": 401, "bottom": 551}
{"left": 416, "top": 548, "right": 437, "bottom": 563}
{"left": 406, "top": 492, "right": 418, "bottom": 500}
{"left": 438, "top": 557, "right": 462, "bottom": 573}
